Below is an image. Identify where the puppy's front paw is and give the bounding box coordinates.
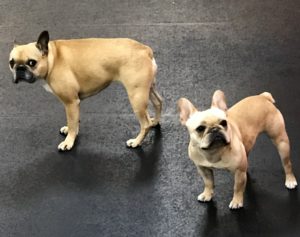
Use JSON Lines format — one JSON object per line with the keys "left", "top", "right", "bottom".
{"left": 285, "top": 175, "right": 298, "bottom": 189}
{"left": 58, "top": 140, "right": 74, "bottom": 151}
{"left": 126, "top": 139, "right": 141, "bottom": 148}
{"left": 60, "top": 126, "right": 68, "bottom": 136}
{"left": 229, "top": 198, "right": 243, "bottom": 209}
{"left": 197, "top": 192, "right": 213, "bottom": 202}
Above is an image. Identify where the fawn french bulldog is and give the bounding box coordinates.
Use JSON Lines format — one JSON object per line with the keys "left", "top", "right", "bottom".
{"left": 9, "top": 31, "right": 162, "bottom": 151}
{"left": 178, "top": 90, "right": 297, "bottom": 209}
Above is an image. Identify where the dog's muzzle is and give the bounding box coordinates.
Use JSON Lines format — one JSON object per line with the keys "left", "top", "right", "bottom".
{"left": 14, "top": 65, "right": 36, "bottom": 84}
{"left": 202, "top": 128, "right": 229, "bottom": 150}
{"left": 210, "top": 132, "right": 227, "bottom": 144}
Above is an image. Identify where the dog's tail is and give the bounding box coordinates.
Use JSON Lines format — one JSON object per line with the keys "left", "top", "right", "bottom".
{"left": 152, "top": 58, "right": 158, "bottom": 76}
{"left": 143, "top": 46, "right": 157, "bottom": 81}
{"left": 260, "top": 92, "right": 275, "bottom": 103}
{"left": 146, "top": 47, "right": 157, "bottom": 75}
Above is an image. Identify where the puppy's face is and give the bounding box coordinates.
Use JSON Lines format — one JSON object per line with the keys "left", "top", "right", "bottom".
{"left": 9, "top": 31, "right": 49, "bottom": 84}
{"left": 178, "top": 90, "right": 231, "bottom": 152}
{"left": 186, "top": 108, "right": 230, "bottom": 150}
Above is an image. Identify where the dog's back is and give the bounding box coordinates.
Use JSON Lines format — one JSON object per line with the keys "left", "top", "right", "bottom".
{"left": 228, "top": 93, "right": 282, "bottom": 154}
{"left": 51, "top": 38, "right": 153, "bottom": 69}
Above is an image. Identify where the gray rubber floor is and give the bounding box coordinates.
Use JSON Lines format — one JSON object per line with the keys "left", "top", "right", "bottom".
{"left": 1, "top": 1, "right": 300, "bottom": 236}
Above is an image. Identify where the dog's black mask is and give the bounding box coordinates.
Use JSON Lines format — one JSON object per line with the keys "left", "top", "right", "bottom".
{"left": 14, "top": 65, "right": 36, "bottom": 84}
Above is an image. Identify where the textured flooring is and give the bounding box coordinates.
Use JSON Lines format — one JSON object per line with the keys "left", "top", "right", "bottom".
{"left": 1, "top": 1, "right": 300, "bottom": 236}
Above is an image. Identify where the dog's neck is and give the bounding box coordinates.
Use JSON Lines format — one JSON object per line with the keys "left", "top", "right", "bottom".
{"left": 44, "top": 41, "right": 56, "bottom": 81}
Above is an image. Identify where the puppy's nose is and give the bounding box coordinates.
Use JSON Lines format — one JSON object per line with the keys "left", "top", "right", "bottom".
{"left": 210, "top": 127, "right": 219, "bottom": 133}
{"left": 16, "top": 65, "right": 26, "bottom": 71}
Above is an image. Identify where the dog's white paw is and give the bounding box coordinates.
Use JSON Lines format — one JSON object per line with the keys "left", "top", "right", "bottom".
{"left": 229, "top": 199, "right": 243, "bottom": 209}
{"left": 285, "top": 176, "right": 298, "bottom": 189}
{"left": 197, "top": 192, "right": 213, "bottom": 202}
{"left": 58, "top": 140, "right": 74, "bottom": 151}
{"left": 60, "top": 126, "right": 68, "bottom": 135}
{"left": 126, "top": 139, "right": 141, "bottom": 148}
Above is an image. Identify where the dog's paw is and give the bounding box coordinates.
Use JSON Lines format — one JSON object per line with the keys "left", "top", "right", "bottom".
{"left": 229, "top": 199, "right": 243, "bottom": 209}
{"left": 60, "top": 126, "right": 68, "bottom": 135}
{"left": 58, "top": 140, "right": 74, "bottom": 151}
{"left": 285, "top": 175, "right": 298, "bottom": 189}
{"left": 197, "top": 192, "right": 213, "bottom": 202}
{"left": 126, "top": 139, "right": 141, "bottom": 148}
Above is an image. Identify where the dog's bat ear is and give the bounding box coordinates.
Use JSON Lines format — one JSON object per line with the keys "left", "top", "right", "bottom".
{"left": 177, "top": 98, "right": 198, "bottom": 126}
{"left": 211, "top": 90, "right": 227, "bottom": 111}
{"left": 36, "top": 31, "right": 49, "bottom": 55}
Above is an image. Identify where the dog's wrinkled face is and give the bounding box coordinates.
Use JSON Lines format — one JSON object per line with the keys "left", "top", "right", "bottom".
{"left": 178, "top": 90, "right": 231, "bottom": 152}
{"left": 186, "top": 108, "right": 230, "bottom": 150}
{"left": 9, "top": 31, "right": 49, "bottom": 84}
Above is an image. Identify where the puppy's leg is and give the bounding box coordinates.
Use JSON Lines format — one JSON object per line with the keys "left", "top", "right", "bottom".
{"left": 269, "top": 129, "right": 297, "bottom": 189}
{"left": 58, "top": 99, "right": 80, "bottom": 151}
{"left": 197, "top": 166, "right": 214, "bottom": 202}
{"left": 230, "top": 169, "right": 247, "bottom": 209}
{"left": 126, "top": 89, "right": 152, "bottom": 148}
{"left": 149, "top": 85, "right": 162, "bottom": 127}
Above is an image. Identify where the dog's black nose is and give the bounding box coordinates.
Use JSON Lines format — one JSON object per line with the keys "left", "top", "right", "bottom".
{"left": 16, "top": 65, "right": 26, "bottom": 71}
{"left": 210, "top": 127, "right": 219, "bottom": 133}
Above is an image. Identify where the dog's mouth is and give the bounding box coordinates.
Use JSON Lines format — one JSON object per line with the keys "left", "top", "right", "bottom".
{"left": 13, "top": 67, "right": 36, "bottom": 84}
{"left": 202, "top": 133, "right": 229, "bottom": 150}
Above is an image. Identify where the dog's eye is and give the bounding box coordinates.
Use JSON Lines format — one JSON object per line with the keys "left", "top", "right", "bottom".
{"left": 196, "top": 125, "right": 206, "bottom": 133}
{"left": 9, "top": 59, "right": 15, "bottom": 68}
{"left": 220, "top": 120, "right": 227, "bottom": 127}
{"left": 27, "top": 59, "right": 37, "bottom": 67}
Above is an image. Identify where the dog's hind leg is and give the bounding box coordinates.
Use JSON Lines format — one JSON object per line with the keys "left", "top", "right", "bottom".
{"left": 267, "top": 111, "right": 297, "bottom": 189}
{"left": 149, "top": 85, "right": 162, "bottom": 127}
{"left": 148, "top": 57, "right": 162, "bottom": 127}
{"left": 125, "top": 87, "right": 152, "bottom": 148}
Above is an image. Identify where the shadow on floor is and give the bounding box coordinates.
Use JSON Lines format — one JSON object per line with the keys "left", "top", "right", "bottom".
{"left": 197, "top": 174, "right": 300, "bottom": 237}
{"left": 2, "top": 127, "right": 163, "bottom": 208}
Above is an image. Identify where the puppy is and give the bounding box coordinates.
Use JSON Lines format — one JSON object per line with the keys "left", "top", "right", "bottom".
{"left": 178, "top": 90, "right": 297, "bottom": 209}
{"left": 9, "top": 31, "right": 162, "bottom": 151}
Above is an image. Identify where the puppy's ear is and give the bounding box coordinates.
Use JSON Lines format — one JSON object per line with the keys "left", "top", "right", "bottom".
{"left": 36, "top": 31, "right": 49, "bottom": 55}
{"left": 177, "top": 98, "right": 198, "bottom": 125}
{"left": 211, "top": 90, "right": 227, "bottom": 111}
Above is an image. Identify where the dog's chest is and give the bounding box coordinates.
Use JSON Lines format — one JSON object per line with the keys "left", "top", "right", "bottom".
{"left": 43, "top": 83, "right": 54, "bottom": 94}
{"left": 189, "top": 149, "right": 231, "bottom": 169}
{"left": 192, "top": 156, "right": 228, "bottom": 169}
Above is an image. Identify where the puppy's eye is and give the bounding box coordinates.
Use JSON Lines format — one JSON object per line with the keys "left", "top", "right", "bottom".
{"left": 220, "top": 120, "right": 227, "bottom": 127}
{"left": 27, "top": 59, "right": 37, "bottom": 67}
{"left": 9, "top": 59, "right": 15, "bottom": 68}
{"left": 196, "top": 125, "right": 206, "bottom": 133}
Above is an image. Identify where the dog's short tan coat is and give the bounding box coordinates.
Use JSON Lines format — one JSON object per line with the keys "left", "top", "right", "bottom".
{"left": 178, "top": 90, "right": 297, "bottom": 209}
{"left": 9, "top": 31, "right": 162, "bottom": 150}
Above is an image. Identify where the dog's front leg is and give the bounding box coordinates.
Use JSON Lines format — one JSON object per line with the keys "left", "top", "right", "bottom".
{"left": 58, "top": 99, "right": 80, "bottom": 151}
{"left": 229, "top": 169, "right": 247, "bottom": 209}
{"left": 197, "top": 166, "right": 214, "bottom": 202}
